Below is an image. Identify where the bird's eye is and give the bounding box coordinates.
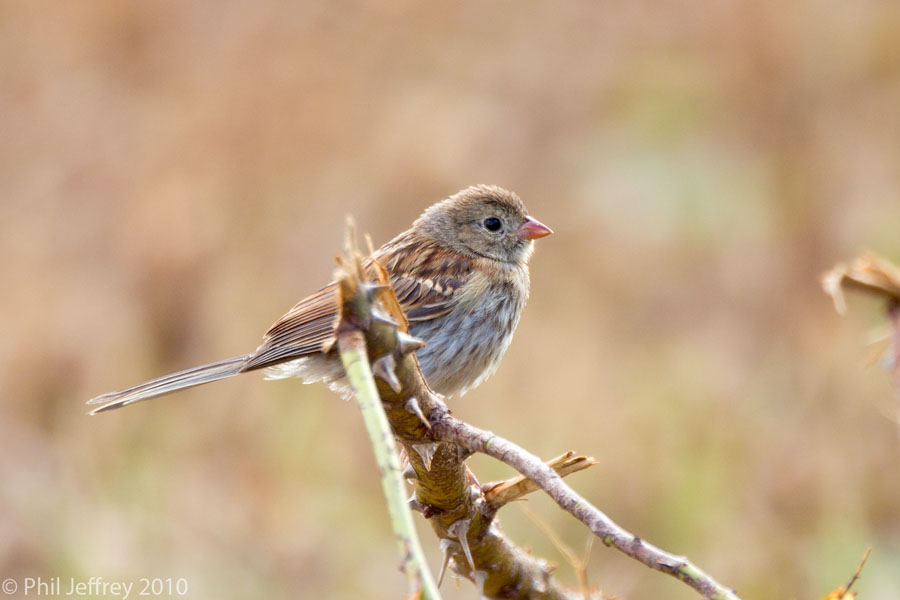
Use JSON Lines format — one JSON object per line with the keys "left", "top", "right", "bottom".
{"left": 483, "top": 217, "right": 502, "bottom": 232}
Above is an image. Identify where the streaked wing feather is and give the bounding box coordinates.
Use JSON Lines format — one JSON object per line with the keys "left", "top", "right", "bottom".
{"left": 241, "top": 236, "right": 474, "bottom": 372}
{"left": 380, "top": 234, "right": 473, "bottom": 322}
{"left": 390, "top": 275, "right": 457, "bottom": 321}
{"left": 241, "top": 284, "right": 338, "bottom": 371}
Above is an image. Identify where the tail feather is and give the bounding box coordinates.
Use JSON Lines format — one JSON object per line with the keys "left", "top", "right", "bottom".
{"left": 87, "top": 355, "right": 251, "bottom": 414}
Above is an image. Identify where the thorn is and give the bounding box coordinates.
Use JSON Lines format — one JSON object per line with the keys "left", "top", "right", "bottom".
{"left": 406, "top": 494, "right": 439, "bottom": 519}
{"left": 473, "top": 570, "right": 487, "bottom": 597}
{"left": 464, "top": 467, "right": 479, "bottom": 487}
{"left": 402, "top": 463, "right": 417, "bottom": 480}
{"left": 362, "top": 282, "right": 390, "bottom": 300}
{"left": 396, "top": 331, "right": 426, "bottom": 355}
{"left": 456, "top": 445, "right": 473, "bottom": 461}
{"left": 372, "top": 354, "right": 401, "bottom": 392}
{"left": 438, "top": 539, "right": 456, "bottom": 587}
{"left": 405, "top": 397, "right": 431, "bottom": 429}
{"left": 370, "top": 307, "right": 399, "bottom": 328}
{"left": 410, "top": 442, "right": 437, "bottom": 471}
{"left": 468, "top": 484, "right": 482, "bottom": 503}
{"left": 449, "top": 518, "right": 476, "bottom": 575}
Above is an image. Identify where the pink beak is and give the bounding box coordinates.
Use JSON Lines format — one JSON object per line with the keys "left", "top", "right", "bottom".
{"left": 516, "top": 216, "right": 553, "bottom": 240}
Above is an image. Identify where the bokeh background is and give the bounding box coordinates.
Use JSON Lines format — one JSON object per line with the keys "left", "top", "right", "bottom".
{"left": 2, "top": 2, "right": 900, "bottom": 598}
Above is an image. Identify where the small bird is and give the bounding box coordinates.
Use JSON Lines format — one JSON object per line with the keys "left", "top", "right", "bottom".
{"left": 88, "top": 185, "right": 552, "bottom": 413}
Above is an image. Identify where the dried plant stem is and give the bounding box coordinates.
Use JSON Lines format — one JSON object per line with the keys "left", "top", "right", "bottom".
{"left": 823, "top": 253, "right": 900, "bottom": 432}
{"left": 484, "top": 452, "right": 597, "bottom": 508}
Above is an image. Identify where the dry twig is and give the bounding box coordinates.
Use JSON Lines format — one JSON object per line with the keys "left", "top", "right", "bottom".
{"left": 483, "top": 452, "right": 598, "bottom": 508}
{"left": 823, "top": 252, "right": 900, "bottom": 430}
{"left": 822, "top": 252, "right": 900, "bottom": 314}
{"left": 818, "top": 546, "right": 871, "bottom": 600}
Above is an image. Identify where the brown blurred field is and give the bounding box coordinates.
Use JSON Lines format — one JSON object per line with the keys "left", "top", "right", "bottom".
{"left": 2, "top": 2, "right": 900, "bottom": 598}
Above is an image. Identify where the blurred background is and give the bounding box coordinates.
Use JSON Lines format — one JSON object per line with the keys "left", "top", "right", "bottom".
{"left": 2, "top": 1, "right": 899, "bottom": 598}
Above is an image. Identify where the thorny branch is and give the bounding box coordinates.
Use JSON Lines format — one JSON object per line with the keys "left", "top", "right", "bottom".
{"left": 334, "top": 234, "right": 742, "bottom": 599}
{"left": 336, "top": 239, "right": 584, "bottom": 599}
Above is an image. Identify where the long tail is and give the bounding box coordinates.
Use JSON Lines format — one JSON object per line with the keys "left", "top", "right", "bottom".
{"left": 87, "top": 355, "right": 252, "bottom": 414}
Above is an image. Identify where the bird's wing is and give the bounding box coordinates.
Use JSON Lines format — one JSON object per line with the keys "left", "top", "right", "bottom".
{"left": 389, "top": 272, "right": 462, "bottom": 321}
{"left": 240, "top": 241, "right": 474, "bottom": 372}
{"left": 379, "top": 236, "right": 474, "bottom": 322}
{"left": 240, "top": 283, "right": 339, "bottom": 371}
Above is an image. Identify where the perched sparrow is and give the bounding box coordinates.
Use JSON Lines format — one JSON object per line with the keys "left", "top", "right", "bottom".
{"left": 88, "top": 185, "right": 552, "bottom": 413}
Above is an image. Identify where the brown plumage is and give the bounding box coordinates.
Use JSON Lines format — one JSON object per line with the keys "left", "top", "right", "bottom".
{"left": 88, "top": 185, "right": 552, "bottom": 413}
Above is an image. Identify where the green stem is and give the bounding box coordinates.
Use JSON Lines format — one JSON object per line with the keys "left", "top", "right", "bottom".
{"left": 339, "top": 337, "right": 441, "bottom": 600}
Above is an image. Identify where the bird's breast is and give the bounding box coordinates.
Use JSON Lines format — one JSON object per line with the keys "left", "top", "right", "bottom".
{"left": 410, "top": 268, "right": 529, "bottom": 398}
